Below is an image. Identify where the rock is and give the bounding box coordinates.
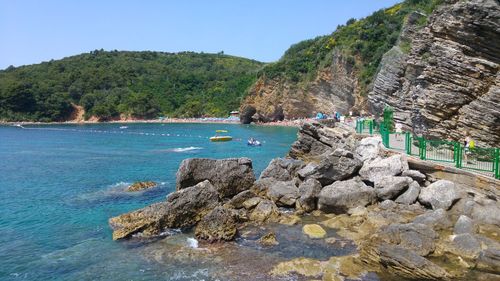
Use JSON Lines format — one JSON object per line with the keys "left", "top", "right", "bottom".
{"left": 412, "top": 209, "right": 452, "bottom": 231}
{"left": 270, "top": 257, "right": 324, "bottom": 278}
{"left": 364, "top": 243, "right": 450, "bottom": 280}
{"left": 126, "top": 181, "right": 157, "bottom": 192}
{"left": 195, "top": 206, "right": 238, "bottom": 242}
{"left": 176, "top": 158, "right": 256, "bottom": 198}
{"left": 355, "top": 136, "right": 382, "bottom": 162}
{"left": 289, "top": 122, "right": 357, "bottom": 160}
{"left": 395, "top": 181, "right": 421, "bottom": 204}
{"left": 239, "top": 105, "right": 256, "bottom": 124}
{"left": 279, "top": 214, "right": 301, "bottom": 225}
{"left": 470, "top": 199, "right": 500, "bottom": 227}
{"left": 359, "top": 154, "right": 409, "bottom": 183}
{"left": 318, "top": 179, "right": 377, "bottom": 214}
{"left": 448, "top": 233, "right": 482, "bottom": 259}
{"left": 251, "top": 177, "right": 277, "bottom": 197}
{"left": 347, "top": 206, "right": 368, "bottom": 216}
{"left": 376, "top": 223, "right": 438, "bottom": 256}
{"left": 266, "top": 181, "right": 299, "bottom": 207}
{"left": 418, "top": 180, "right": 461, "bottom": 210}
{"left": 454, "top": 215, "right": 476, "bottom": 234}
{"left": 302, "top": 224, "right": 327, "bottom": 239}
{"left": 297, "top": 148, "right": 362, "bottom": 186}
{"left": 401, "top": 170, "right": 426, "bottom": 183}
{"left": 258, "top": 232, "right": 279, "bottom": 246}
{"left": 249, "top": 199, "right": 280, "bottom": 223}
{"left": 260, "top": 158, "right": 305, "bottom": 181}
{"left": 379, "top": 199, "right": 397, "bottom": 210}
{"left": 477, "top": 248, "right": 500, "bottom": 273}
{"left": 109, "top": 180, "right": 219, "bottom": 240}
{"left": 296, "top": 178, "right": 322, "bottom": 212}
{"left": 242, "top": 197, "right": 262, "bottom": 210}
{"left": 374, "top": 176, "right": 413, "bottom": 200}
{"left": 225, "top": 190, "right": 256, "bottom": 209}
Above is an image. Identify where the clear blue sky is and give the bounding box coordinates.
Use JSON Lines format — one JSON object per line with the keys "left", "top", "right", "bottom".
{"left": 0, "top": 0, "right": 400, "bottom": 69}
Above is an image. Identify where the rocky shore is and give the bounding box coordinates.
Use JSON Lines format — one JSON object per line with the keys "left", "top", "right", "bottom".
{"left": 109, "top": 121, "right": 500, "bottom": 280}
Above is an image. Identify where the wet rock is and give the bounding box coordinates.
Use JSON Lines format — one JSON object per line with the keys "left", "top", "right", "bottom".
{"left": 296, "top": 178, "right": 322, "bottom": 212}
{"left": 279, "top": 214, "right": 301, "bottom": 225}
{"left": 401, "top": 170, "right": 426, "bottom": 183}
{"left": 195, "top": 206, "right": 237, "bottom": 242}
{"left": 477, "top": 248, "right": 500, "bottom": 273}
{"left": 377, "top": 223, "right": 438, "bottom": 256}
{"left": 297, "top": 148, "right": 362, "bottom": 186}
{"left": 109, "top": 180, "right": 219, "bottom": 240}
{"left": 176, "top": 158, "right": 256, "bottom": 198}
{"left": 266, "top": 180, "right": 299, "bottom": 207}
{"left": 249, "top": 199, "right": 280, "bottom": 223}
{"left": 374, "top": 176, "right": 413, "bottom": 200}
{"left": 395, "top": 181, "right": 421, "bottom": 204}
{"left": 355, "top": 136, "right": 382, "bottom": 162}
{"left": 259, "top": 158, "right": 305, "bottom": 181}
{"left": 126, "top": 181, "right": 157, "bottom": 192}
{"left": 418, "top": 180, "right": 461, "bottom": 210}
{"left": 302, "top": 224, "right": 327, "bottom": 239}
{"left": 318, "top": 179, "right": 376, "bottom": 214}
{"left": 270, "top": 257, "right": 323, "bottom": 278}
{"left": 412, "top": 209, "right": 452, "bottom": 231}
{"left": 448, "top": 233, "right": 482, "bottom": 259}
{"left": 454, "top": 215, "right": 476, "bottom": 234}
{"left": 259, "top": 232, "right": 279, "bottom": 246}
{"left": 359, "top": 154, "right": 409, "bottom": 183}
{"left": 225, "top": 190, "right": 256, "bottom": 209}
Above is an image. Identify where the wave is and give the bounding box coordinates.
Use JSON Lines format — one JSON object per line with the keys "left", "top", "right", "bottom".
{"left": 164, "top": 147, "right": 203, "bottom": 153}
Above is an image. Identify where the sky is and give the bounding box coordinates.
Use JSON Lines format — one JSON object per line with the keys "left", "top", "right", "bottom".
{"left": 0, "top": 0, "right": 401, "bottom": 69}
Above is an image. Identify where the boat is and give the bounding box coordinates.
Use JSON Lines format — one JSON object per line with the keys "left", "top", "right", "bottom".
{"left": 247, "top": 138, "right": 261, "bottom": 146}
{"left": 119, "top": 126, "right": 128, "bottom": 129}
{"left": 210, "top": 130, "right": 233, "bottom": 142}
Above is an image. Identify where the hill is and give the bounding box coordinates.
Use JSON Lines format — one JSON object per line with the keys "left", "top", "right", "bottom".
{"left": 0, "top": 51, "right": 263, "bottom": 121}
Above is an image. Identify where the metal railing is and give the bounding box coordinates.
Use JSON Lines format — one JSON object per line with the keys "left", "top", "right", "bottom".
{"left": 355, "top": 120, "right": 500, "bottom": 179}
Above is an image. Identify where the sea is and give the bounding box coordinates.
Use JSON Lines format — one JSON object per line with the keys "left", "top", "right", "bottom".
{"left": 0, "top": 123, "right": 308, "bottom": 280}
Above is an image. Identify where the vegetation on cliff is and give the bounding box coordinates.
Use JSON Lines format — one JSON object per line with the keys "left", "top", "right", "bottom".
{"left": 0, "top": 51, "right": 263, "bottom": 121}
{"left": 257, "top": 0, "right": 443, "bottom": 93}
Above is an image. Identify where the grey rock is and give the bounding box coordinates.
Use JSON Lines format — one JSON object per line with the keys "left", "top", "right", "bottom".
{"left": 453, "top": 215, "right": 475, "bottom": 234}
{"left": 412, "top": 209, "right": 452, "bottom": 231}
{"left": 395, "top": 181, "right": 421, "bottom": 204}
{"left": 355, "top": 136, "right": 382, "bottom": 162}
{"left": 109, "top": 180, "right": 220, "bottom": 240}
{"left": 226, "top": 190, "right": 256, "bottom": 209}
{"left": 266, "top": 181, "right": 299, "bottom": 207}
{"left": 251, "top": 177, "right": 277, "bottom": 197}
{"left": 359, "top": 154, "right": 409, "bottom": 183}
{"left": 249, "top": 199, "right": 280, "bottom": 223}
{"left": 418, "top": 180, "right": 461, "bottom": 210}
{"left": 298, "top": 148, "right": 362, "bottom": 186}
{"left": 470, "top": 198, "right": 500, "bottom": 227}
{"left": 297, "top": 163, "right": 317, "bottom": 179}
{"left": 239, "top": 105, "right": 256, "bottom": 124}
{"left": 242, "top": 197, "right": 262, "bottom": 210}
{"left": 259, "top": 157, "right": 305, "bottom": 181}
{"left": 448, "top": 233, "right": 482, "bottom": 259}
{"left": 296, "top": 178, "right": 322, "bottom": 212}
{"left": 176, "top": 158, "right": 255, "bottom": 198}
{"left": 379, "top": 199, "right": 398, "bottom": 210}
{"left": 318, "top": 179, "right": 377, "bottom": 214}
{"left": 401, "top": 170, "right": 426, "bottom": 183}
{"left": 377, "top": 223, "right": 438, "bottom": 256}
{"left": 477, "top": 248, "right": 500, "bottom": 273}
{"left": 195, "top": 206, "right": 238, "bottom": 242}
{"left": 374, "top": 176, "right": 413, "bottom": 200}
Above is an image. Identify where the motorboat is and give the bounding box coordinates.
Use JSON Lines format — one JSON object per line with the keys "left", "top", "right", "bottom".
{"left": 210, "top": 130, "right": 233, "bottom": 142}
{"left": 247, "top": 138, "right": 261, "bottom": 146}
{"left": 119, "top": 126, "right": 128, "bottom": 129}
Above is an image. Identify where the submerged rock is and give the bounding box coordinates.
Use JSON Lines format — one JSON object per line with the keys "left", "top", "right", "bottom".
{"left": 109, "top": 180, "right": 219, "bottom": 240}
{"left": 302, "top": 224, "right": 327, "bottom": 239}
{"left": 259, "top": 232, "right": 279, "bottom": 246}
{"left": 195, "top": 206, "right": 238, "bottom": 242}
{"left": 418, "top": 180, "right": 461, "bottom": 210}
{"left": 318, "top": 179, "right": 376, "bottom": 214}
{"left": 126, "top": 181, "right": 157, "bottom": 192}
{"left": 176, "top": 158, "right": 255, "bottom": 198}
{"left": 412, "top": 209, "right": 452, "bottom": 231}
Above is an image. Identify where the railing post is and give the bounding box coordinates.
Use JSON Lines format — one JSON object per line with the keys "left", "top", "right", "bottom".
{"left": 369, "top": 120, "right": 373, "bottom": 135}
{"left": 405, "top": 132, "right": 410, "bottom": 154}
{"left": 455, "top": 143, "right": 462, "bottom": 168}
{"left": 495, "top": 148, "right": 499, "bottom": 179}
{"left": 419, "top": 138, "right": 426, "bottom": 160}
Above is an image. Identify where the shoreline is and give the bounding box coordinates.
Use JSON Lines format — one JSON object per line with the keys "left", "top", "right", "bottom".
{"left": 0, "top": 118, "right": 313, "bottom": 128}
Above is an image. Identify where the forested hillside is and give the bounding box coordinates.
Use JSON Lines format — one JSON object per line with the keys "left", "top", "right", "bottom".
{"left": 0, "top": 51, "right": 263, "bottom": 121}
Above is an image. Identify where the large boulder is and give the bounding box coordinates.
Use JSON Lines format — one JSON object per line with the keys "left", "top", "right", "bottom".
{"left": 266, "top": 181, "right": 299, "bottom": 207}
{"left": 296, "top": 178, "right": 322, "bottom": 212}
{"left": 297, "top": 148, "right": 362, "bottom": 186}
{"left": 109, "top": 180, "right": 219, "bottom": 240}
{"left": 374, "top": 176, "right": 413, "bottom": 200}
{"left": 359, "top": 154, "right": 409, "bottom": 183}
{"left": 355, "top": 136, "right": 382, "bottom": 162}
{"left": 260, "top": 158, "right": 305, "bottom": 181}
{"left": 401, "top": 170, "right": 426, "bottom": 183}
{"left": 249, "top": 199, "right": 280, "bottom": 223}
{"left": 195, "top": 206, "right": 238, "bottom": 242}
{"left": 376, "top": 223, "right": 438, "bottom": 256}
{"left": 176, "top": 158, "right": 256, "bottom": 198}
{"left": 318, "top": 179, "right": 377, "bottom": 214}
{"left": 395, "top": 181, "right": 421, "bottom": 204}
{"left": 412, "top": 209, "right": 453, "bottom": 231}
{"left": 418, "top": 180, "right": 461, "bottom": 210}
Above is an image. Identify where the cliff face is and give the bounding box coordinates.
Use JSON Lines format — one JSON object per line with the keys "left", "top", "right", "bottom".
{"left": 241, "top": 51, "right": 361, "bottom": 119}
{"left": 368, "top": 0, "right": 500, "bottom": 146}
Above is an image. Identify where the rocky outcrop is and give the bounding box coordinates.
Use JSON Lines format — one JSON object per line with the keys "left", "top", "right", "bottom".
{"left": 368, "top": 0, "right": 500, "bottom": 146}
{"left": 176, "top": 158, "right": 256, "bottom": 198}
{"left": 195, "top": 206, "right": 238, "bottom": 242}
{"left": 126, "top": 181, "right": 157, "bottom": 192}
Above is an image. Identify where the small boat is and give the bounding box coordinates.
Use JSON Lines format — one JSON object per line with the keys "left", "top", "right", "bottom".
{"left": 247, "top": 138, "right": 261, "bottom": 146}
{"left": 210, "top": 130, "right": 233, "bottom": 142}
{"left": 119, "top": 126, "right": 128, "bottom": 129}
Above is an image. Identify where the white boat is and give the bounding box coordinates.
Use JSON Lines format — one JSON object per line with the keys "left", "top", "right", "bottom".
{"left": 247, "top": 138, "right": 261, "bottom": 146}
{"left": 119, "top": 126, "right": 128, "bottom": 129}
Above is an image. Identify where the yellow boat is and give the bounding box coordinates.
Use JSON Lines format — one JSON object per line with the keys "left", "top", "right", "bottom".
{"left": 210, "top": 130, "right": 233, "bottom": 142}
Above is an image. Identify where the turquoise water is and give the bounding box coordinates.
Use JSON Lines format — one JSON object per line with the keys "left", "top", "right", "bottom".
{"left": 0, "top": 123, "right": 298, "bottom": 281}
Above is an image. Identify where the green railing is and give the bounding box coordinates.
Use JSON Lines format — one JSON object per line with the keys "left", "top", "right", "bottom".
{"left": 356, "top": 122, "right": 500, "bottom": 179}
